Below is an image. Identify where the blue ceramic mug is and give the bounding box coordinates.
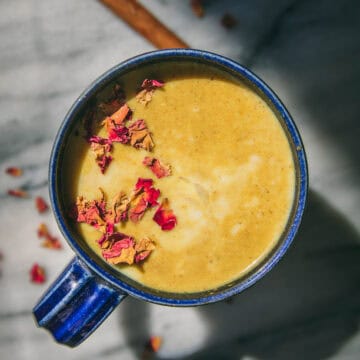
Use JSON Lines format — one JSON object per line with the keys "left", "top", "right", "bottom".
{"left": 33, "top": 49, "right": 308, "bottom": 347}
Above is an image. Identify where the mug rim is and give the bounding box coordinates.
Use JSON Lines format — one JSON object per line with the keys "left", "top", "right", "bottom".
{"left": 49, "top": 48, "right": 308, "bottom": 306}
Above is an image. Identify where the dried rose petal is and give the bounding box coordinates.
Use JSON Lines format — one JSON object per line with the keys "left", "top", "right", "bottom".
{"left": 135, "top": 237, "right": 155, "bottom": 263}
{"left": 102, "top": 235, "right": 136, "bottom": 265}
{"left": 88, "top": 135, "right": 112, "bottom": 146}
{"left": 129, "top": 178, "right": 160, "bottom": 223}
{"left": 107, "top": 192, "right": 129, "bottom": 223}
{"left": 30, "top": 263, "right": 46, "bottom": 284}
{"left": 221, "top": 13, "right": 237, "bottom": 29}
{"left": 149, "top": 336, "right": 162, "bottom": 352}
{"left": 89, "top": 136, "right": 113, "bottom": 174}
{"left": 8, "top": 189, "right": 28, "bottom": 198}
{"left": 110, "top": 104, "right": 131, "bottom": 125}
{"left": 109, "top": 125, "right": 130, "bottom": 144}
{"left": 143, "top": 187, "right": 160, "bottom": 207}
{"left": 128, "top": 119, "right": 154, "bottom": 151}
{"left": 135, "top": 178, "right": 154, "bottom": 192}
{"left": 35, "top": 196, "right": 49, "bottom": 213}
{"left": 129, "top": 197, "right": 149, "bottom": 223}
{"left": 141, "top": 79, "right": 164, "bottom": 89}
{"left": 143, "top": 156, "right": 172, "bottom": 178}
{"left": 153, "top": 198, "right": 177, "bottom": 231}
{"left": 102, "top": 114, "right": 130, "bottom": 144}
{"left": 190, "top": 0, "right": 204, "bottom": 18}
{"left": 6, "top": 167, "right": 23, "bottom": 177}
{"left": 136, "top": 79, "right": 164, "bottom": 106}
{"left": 37, "top": 223, "right": 62, "bottom": 249}
{"left": 75, "top": 195, "right": 107, "bottom": 233}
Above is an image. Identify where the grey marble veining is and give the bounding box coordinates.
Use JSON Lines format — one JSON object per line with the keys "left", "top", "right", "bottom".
{"left": 0, "top": 0, "right": 359, "bottom": 359}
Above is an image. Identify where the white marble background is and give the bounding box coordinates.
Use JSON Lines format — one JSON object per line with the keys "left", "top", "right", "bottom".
{"left": 0, "top": 0, "right": 359, "bottom": 359}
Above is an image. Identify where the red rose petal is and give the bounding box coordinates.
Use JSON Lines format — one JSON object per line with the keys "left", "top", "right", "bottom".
{"left": 129, "top": 178, "right": 160, "bottom": 223}
{"left": 89, "top": 136, "right": 113, "bottom": 174}
{"left": 75, "top": 196, "right": 107, "bottom": 233}
{"left": 148, "top": 336, "right": 162, "bottom": 352}
{"left": 35, "top": 196, "right": 49, "bottom": 213}
{"left": 129, "top": 197, "right": 148, "bottom": 223}
{"left": 128, "top": 119, "right": 154, "bottom": 150}
{"left": 110, "top": 104, "right": 131, "bottom": 125}
{"left": 37, "top": 223, "right": 62, "bottom": 249}
{"left": 143, "top": 187, "right": 160, "bottom": 207}
{"left": 153, "top": 198, "right": 177, "bottom": 231}
{"left": 108, "top": 125, "right": 130, "bottom": 143}
{"left": 5, "top": 167, "right": 23, "bottom": 177}
{"left": 143, "top": 156, "right": 172, "bottom": 178}
{"left": 101, "top": 234, "right": 136, "bottom": 265}
{"left": 141, "top": 79, "right": 164, "bottom": 89}
{"left": 8, "top": 189, "right": 28, "bottom": 198}
{"left": 102, "top": 236, "right": 135, "bottom": 259}
{"left": 88, "top": 135, "right": 112, "bottom": 146}
{"left": 30, "top": 263, "right": 46, "bottom": 284}
{"left": 134, "top": 237, "right": 156, "bottom": 263}
{"left": 135, "top": 178, "right": 154, "bottom": 191}
{"left": 136, "top": 79, "right": 164, "bottom": 106}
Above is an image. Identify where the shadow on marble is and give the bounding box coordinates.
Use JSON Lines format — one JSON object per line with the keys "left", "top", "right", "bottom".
{"left": 189, "top": 189, "right": 360, "bottom": 359}
{"left": 117, "top": 189, "right": 360, "bottom": 359}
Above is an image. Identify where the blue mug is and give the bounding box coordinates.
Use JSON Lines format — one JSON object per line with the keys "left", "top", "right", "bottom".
{"left": 33, "top": 49, "right": 308, "bottom": 347}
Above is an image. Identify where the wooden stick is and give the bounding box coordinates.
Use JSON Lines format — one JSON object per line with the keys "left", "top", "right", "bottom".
{"left": 99, "top": 0, "right": 189, "bottom": 49}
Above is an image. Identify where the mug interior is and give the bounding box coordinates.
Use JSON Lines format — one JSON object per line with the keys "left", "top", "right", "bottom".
{"left": 50, "top": 49, "right": 308, "bottom": 306}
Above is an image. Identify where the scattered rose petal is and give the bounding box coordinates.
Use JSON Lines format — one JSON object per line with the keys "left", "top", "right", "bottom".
{"left": 135, "top": 178, "right": 154, "bottom": 192}
{"left": 129, "top": 197, "right": 149, "bottom": 223}
{"left": 141, "top": 79, "right": 164, "bottom": 89}
{"left": 5, "top": 167, "right": 23, "bottom": 177}
{"left": 30, "top": 263, "right": 46, "bottom": 284}
{"left": 143, "top": 156, "right": 172, "bottom": 178}
{"left": 134, "top": 179, "right": 160, "bottom": 207}
{"left": 35, "top": 196, "right": 49, "bottom": 213}
{"left": 89, "top": 136, "right": 113, "bottom": 174}
{"left": 129, "top": 178, "right": 160, "bottom": 223}
{"left": 8, "top": 189, "right": 28, "bottom": 198}
{"left": 101, "top": 234, "right": 136, "bottom": 265}
{"left": 37, "top": 223, "right": 62, "bottom": 249}
{"left": 135, "top": 237, "right": 155, "bottom": 263}
{"left": 107, "top": 191, "right": 129, "bottom": 223}
{"left": 102, "top": 114, "right": 130, "bottom": 144}
{"left": 128, "top": 119, "right": 154, "bottom": 151}
{"left": 75, "top": 195, "right": 107, "bottom": 233}
{"left": 136, "top": 79, "right": 164, "bottom": 106}
{"left": 143, "top": 187, "right": 161, "bottom": 207}
{"left": 153, "top": 198, "right": 177, "bottom": 231}
{"left": 148, "top": 336, "right": 162, "bottom": 352}
{"left": 190, "top": 0, "right": 204, "bottom": 18}
{"left": 97, "top": 229, "right": 124, "bottom": 249}
{"left": 221, "top": 13, "right": 237, "bottom": 29}
{"left": 110, "top": 104, "right": 131, "bottom": 125}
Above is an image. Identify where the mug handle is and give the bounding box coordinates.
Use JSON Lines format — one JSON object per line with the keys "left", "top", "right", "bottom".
{"left": 33, "top": 257, "right": 127, "bottom": 347}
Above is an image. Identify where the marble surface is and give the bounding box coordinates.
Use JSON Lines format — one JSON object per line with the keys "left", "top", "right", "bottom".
{"left": 0, "top": 0, "right": 359, "bottom": 359}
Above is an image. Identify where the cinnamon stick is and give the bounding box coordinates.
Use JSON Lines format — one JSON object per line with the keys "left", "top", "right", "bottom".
{"left": 99, "top": 0, "right": 189, "bottom": 49}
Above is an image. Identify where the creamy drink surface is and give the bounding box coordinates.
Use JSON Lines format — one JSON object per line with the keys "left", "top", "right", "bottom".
{"left": 63, "top": 63, "right": 295, "bottom": 293}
